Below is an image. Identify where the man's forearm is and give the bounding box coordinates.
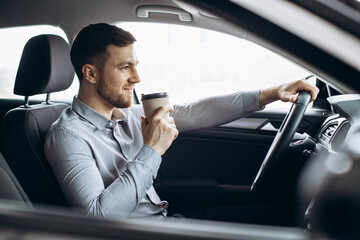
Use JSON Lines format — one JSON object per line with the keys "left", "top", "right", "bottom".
{"left": 259, "top": 85, "right": 280, "bottom": 108}
{"left": 172, "top": 90, "right": 262, "bottom": 132}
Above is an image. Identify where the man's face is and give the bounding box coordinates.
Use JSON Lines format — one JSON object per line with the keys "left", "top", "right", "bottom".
{"left": 96, "top": 44, "right": 140, "bottom": 108}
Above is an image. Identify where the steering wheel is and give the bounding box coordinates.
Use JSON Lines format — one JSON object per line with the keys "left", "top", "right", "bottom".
{"left": 251, "top": 91, "right": 311, "bottom": 193}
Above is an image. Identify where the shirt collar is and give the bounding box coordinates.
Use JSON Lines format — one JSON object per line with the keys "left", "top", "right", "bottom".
{"left": 71, "top": 96, "right": 127, "bottom": 130}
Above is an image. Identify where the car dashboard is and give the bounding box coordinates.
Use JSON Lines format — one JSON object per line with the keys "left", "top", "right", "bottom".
{"left": 315, "top": 94, "right": 360, "bottom": 154}
{"left": 317, "top": 116, "right": 350, "bottom": 153}
{"left": 300, "top": 94, "right": 360, "bottom": 236}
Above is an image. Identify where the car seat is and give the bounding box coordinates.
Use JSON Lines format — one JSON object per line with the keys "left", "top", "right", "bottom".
{"left": 0, "top": 34, "right": 74, "bottom": 207}
{"left": 0, "top": 151, "right": 32, "bottom": 208}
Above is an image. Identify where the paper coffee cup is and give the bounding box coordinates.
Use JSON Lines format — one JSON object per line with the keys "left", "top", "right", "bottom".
{"left": 141, "top": 92, "right": 169, "bottom": 120}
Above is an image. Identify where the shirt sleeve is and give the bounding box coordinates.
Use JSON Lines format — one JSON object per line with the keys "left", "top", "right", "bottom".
{"left": 44, "top": 126, "right": 161, "bottom": 217}
{"left": 172, "top": 90, "right": 263, "bottom": 132}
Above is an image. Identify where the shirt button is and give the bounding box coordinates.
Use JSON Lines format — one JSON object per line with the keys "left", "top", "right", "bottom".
{"left": 108, "top": 121, "right": 114, "bottom": 127}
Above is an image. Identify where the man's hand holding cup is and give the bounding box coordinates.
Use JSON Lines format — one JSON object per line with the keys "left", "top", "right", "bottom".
{"left": 141, "top": 93, "right": 178, "bottom": 156}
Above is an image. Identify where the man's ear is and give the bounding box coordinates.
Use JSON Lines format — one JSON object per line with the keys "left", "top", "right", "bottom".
{"left": 82, "top": 64, "right": 97, "bottom": 84}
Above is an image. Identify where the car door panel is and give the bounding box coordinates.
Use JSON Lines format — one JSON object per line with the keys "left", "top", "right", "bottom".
{"left": 157, "top": 124, "right": 274, "bottom": 208}
{"left": 156, "top": 108, "right": 328, "bottom": 209}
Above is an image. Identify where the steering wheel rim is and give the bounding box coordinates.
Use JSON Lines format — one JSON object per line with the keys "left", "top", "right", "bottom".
{"left": 251, "top": 91, "right": 311, "bottom": 193}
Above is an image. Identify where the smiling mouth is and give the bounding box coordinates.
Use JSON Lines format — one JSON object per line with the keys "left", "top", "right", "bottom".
{"left": 124, "top": 88, "right": 133, "bottom": 94}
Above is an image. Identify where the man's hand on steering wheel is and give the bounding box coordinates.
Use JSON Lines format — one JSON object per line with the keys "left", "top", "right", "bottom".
{"left": 251, "top": 77, "right": 320, "bottom": 193}
{"left": 259, "top": 78, "right": 320, "bottom": 107}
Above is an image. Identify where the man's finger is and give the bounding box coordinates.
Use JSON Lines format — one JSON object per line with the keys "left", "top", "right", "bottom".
{"left": 281, "top": 92, "right": 295, "bottom": 103}
{"left": 310, "top": 87, "right": 320, "bottom": 102}
{"left": 297, "top": 79, "right": 319, "bottom": 102}
{"left": 173, "top": 131, "right": 179, "bottom": 141}
{"left": 299, "top": 86, "right": 319, "bottom": 103}
{"left": 162, "top": 117, "right": 175, "bottom": 125}
{"left": 141, "top": 116, "right": 147, "bottom": 135}
{"left": 152, "top": 105, "right": 174, "bottom": 119}
{"left": 289, "top": 95, "right": 297, "bottom": 103}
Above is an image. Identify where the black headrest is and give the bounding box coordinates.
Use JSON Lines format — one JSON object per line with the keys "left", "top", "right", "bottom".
{"left": 14, "top": 34, "right": 74, "bottom": 96}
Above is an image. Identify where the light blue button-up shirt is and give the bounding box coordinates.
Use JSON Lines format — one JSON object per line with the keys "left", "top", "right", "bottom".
{"left": 44, "top": 90, "right": 261, "bottom": 218}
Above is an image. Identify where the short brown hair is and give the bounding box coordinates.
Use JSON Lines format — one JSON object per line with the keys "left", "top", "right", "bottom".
{"left": 70, "top": 23, "right": 136, "bottom": 81}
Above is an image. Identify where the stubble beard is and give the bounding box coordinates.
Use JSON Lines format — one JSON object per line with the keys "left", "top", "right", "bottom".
{"left": 97, "top": 77, "right": 133, "bottom": 109}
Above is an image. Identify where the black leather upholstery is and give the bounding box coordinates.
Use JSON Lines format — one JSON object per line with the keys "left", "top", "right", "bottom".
{"left": 14, "top": 34, "right": 74, "bottom": 96}
{"left": 0, "top": 34, "right": 74, "bottom": 207}
{"left": 0, "top": 152, "right": 32, "bottom": 208}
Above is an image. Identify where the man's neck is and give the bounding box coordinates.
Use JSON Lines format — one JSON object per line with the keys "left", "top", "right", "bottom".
{"left": 78, "top": 89, "right": 114, "bottom": 120}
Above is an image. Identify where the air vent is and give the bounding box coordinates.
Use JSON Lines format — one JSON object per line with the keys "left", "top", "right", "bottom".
{"left": 318, "top": 117, "right": 347, "bottom": 145}
{"left": 320, "top": 122, "right": 339, "bottom": 140}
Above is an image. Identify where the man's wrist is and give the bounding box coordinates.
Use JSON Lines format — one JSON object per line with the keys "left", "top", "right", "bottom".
{"left": 135, "top": 145, "right": 162, "bottom": 177}
{"left": 259, "top": 85, "right": 280, "bottom": 108}
{"left": 142, "top": 144, "right": 161, "bottom": 158}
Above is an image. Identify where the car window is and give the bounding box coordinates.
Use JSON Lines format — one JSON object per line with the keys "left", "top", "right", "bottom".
{"left": 118, "top": 22, "right": 311, "bottom": 109}
{"left": 0, "top": 25, "right": 79, "bottom": 102}
{"left": 0, "top": 23, "right": 312, "bottom": 107}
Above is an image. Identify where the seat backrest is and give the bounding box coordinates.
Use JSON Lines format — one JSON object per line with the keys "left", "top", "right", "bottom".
{"left": 0, "top": 34, "right": 74, "bottom": 207}
{"left": 0, "top": 151, "right": 32, "bottom": 208}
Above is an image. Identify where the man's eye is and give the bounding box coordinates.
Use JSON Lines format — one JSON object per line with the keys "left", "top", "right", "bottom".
{"left": 121, "top": 66, "right": 130, "bottom": 71}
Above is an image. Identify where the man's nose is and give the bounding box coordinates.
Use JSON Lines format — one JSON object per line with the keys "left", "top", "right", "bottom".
{"left": 130, "top": 67, "right": 141, "bottom": 83}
